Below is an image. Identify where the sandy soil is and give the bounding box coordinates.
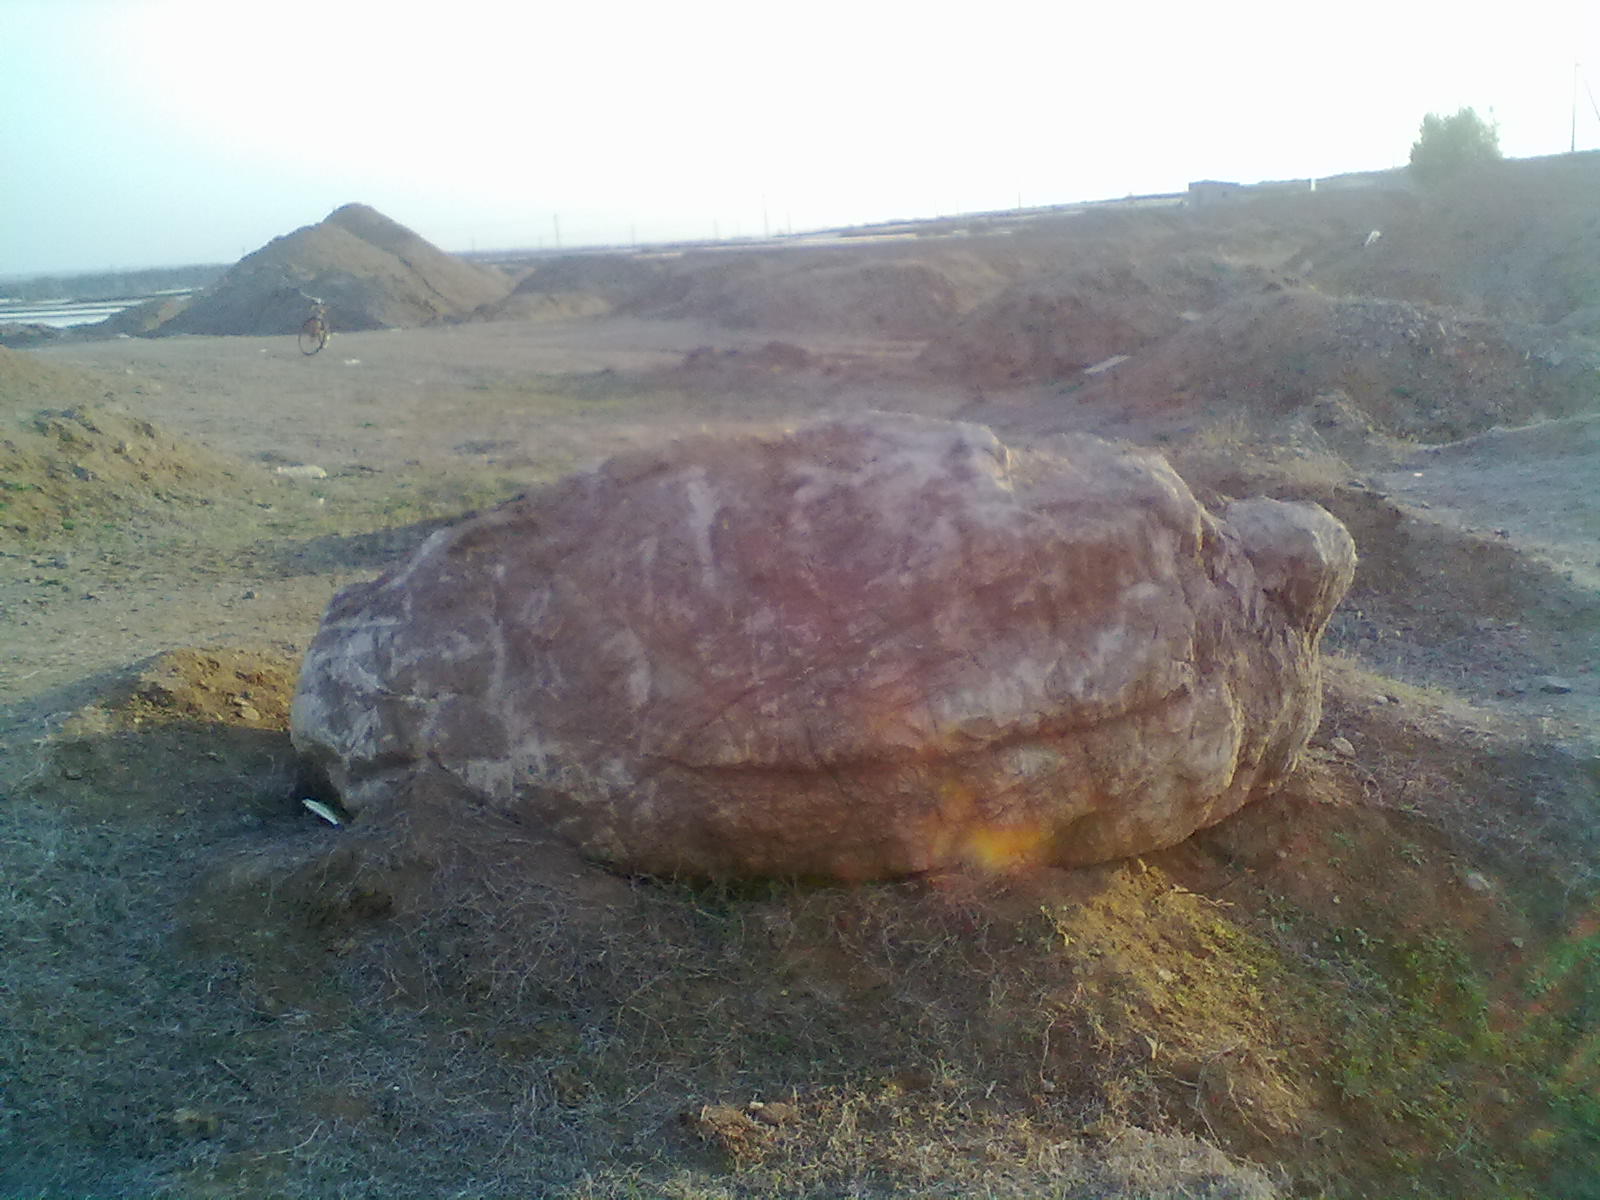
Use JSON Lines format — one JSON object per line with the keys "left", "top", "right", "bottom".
{"left": 40, "top": 318, "right": 945, "bottom": 469}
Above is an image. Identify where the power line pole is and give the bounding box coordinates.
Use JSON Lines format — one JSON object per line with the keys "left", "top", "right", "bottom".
{"left": 1582, "top": 63, "right": 1600, "bottom": 149}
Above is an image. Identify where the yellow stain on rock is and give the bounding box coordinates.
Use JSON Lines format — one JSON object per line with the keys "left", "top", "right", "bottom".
{"left": 961, "top": 822, "right": 1049, "bottom": 871}
{"left": 923, "top": 777, "right": 1050, "bottom": 872}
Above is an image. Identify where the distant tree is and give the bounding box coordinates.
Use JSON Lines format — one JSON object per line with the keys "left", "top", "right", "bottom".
{"left": 1408, "top": 107, "right": 1502, "bottom": 185}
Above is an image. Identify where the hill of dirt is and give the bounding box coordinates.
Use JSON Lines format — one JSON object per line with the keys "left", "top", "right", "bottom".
{"left": 153, "top": 204, "right": 510, "bottom": 336}
{"left": 0, "top": 401, "right": 252, "bottom": 542}
{"left": 1312, "top": 150, "right": 1600, "bottom": 328}
{"left": 1044, "top": 286, "right": 1600, "bottom": 445}
{"left": 463, "top": 182, "right": 1418, "bottom": 355}
{"left": 919, "top": 255, "right": 1286, "bottom": 385}
{"left": 0, "top": 348, "right": 267, "bottom": 543}
{"left": 92, "top": 294, "right": 193, "bottom": 337}
{"left": 916, "top": 167, "right": 1600, "bottom": 393}
{"left": 609, "top": 245, "right": 1012, "bottom": 339}
{"left": 467, "top": 257, "right": 632, "bottom": 322}
{"left": 0, "top": 344, "right": 112, "bottom": 407}
{"left": 516, "top": 253, "right": 668, "bottom": 300}
{"left": 0, "top": 322, "right": 68, "bottom": 350}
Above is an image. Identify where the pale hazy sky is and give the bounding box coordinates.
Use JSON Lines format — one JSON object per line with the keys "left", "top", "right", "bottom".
{"left": 4, "top": 0, "right": 1598, "bottom": 276}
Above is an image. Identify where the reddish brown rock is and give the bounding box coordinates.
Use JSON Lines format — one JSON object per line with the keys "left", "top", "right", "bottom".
{"left": 291, "top": 412, "right": 1355, "bottom": 880}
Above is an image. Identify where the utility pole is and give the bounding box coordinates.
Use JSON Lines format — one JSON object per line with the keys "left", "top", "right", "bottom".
{"left": 1575, "top": 62, "right": 1600, "bottom": 152}
{"left": 553, "top": 214, "right": 561, "bottom": 249}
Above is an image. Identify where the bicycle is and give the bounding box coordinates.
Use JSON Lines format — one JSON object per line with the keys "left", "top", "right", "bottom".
{"left": 298, "top": 299, "right": 330, "bottom": 356}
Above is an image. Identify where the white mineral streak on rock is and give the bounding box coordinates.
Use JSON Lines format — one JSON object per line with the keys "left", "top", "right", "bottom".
{"left": 291, "top": 412, "right": 1355, "bottom": 880}
{"left": 682, "top": 469, "right": 721, "bottom": 593}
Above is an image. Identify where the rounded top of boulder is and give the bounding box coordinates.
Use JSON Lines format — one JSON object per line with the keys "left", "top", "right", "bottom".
{"left": 415, "top": 412, "right": 1221, "bottom": 773}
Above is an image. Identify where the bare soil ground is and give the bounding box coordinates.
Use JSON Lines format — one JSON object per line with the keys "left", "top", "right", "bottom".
{"left": 4, "top": 168, "right": 1600, "bottom": 1198}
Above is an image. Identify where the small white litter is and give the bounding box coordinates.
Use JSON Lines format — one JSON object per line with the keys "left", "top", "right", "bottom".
{"left": 343, "top": 358, "right": 361, "bottom": 366}
{"left": 1364, "top": 230, "right": 1382, "bottom": 247}
{"left": 1083, "top": 354, "right": 1131, "bottom": 377}
{"left": 274, "top": 464, "right": 328, "bottom": 479}
{"left": 302, "top": 798, "right": 343, "bottom": 826}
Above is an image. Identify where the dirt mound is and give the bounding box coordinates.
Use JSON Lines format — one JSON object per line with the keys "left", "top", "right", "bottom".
{"left": 153, "top": 203, "right": 510, "bottom": 336}
{"left": 472, "top": 253, "right": 675, "bottom": 322}
{"left": 920, "top": 256, "right": 1287, "bottom": 385}
{"left": 1070, "top": 287, "right": 1599, "bottom": 443}
{"left": 88, "top": 294, "right": 192, "bottom": 337}
{"left": 0, "top": 402, "right": 247, "bottom": 540}
{"left": 0, "top": 345, "right": 111, "bottom": 407}
{"left": 475, "top": 292, "right": 612, "bottom": 323}
{"left": 511, "top": 252, "right": 668, "bottom": 302}
{"left": 1312, "top": 151, "right": 1600, "bottom": 325}
{"left": 0, "top": 323, "right": 67, "bottom": 350}
{"left": 629, "top": 248, "right": 1007, "bottom": 338}
{"left": 121, "top": 647, "right": 297, "bottom": 731}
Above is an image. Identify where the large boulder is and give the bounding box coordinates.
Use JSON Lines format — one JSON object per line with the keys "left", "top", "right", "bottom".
{"left": 291, "top": 412, "right": 1355, "bottom": 880}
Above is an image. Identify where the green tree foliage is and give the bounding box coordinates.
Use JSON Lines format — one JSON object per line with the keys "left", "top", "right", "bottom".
{"left": 1409, "top": 107, "right": 1502, "bottom": 185}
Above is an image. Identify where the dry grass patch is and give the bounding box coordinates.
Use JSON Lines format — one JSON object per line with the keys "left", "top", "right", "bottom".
{"left": 5, "top": 640, "right": 1600, "bottom": 1197}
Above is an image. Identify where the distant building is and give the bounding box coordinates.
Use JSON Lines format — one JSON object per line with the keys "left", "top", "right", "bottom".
{"left": 1313, "top": 169, "right": 1398, "bottom": 192}
{"left": 1188, "top": 172, "right": 1396, "bottom": 207}
{"left": 1253, "top": 177, "right": 1317, "bottom": 196}
{"left": 1187, "top": 180, "right": 1245, "bottom": 206}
